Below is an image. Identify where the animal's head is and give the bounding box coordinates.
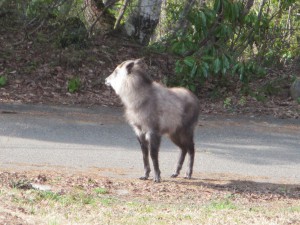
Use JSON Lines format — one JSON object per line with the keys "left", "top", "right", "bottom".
{"left": 105, "top": 58, "right": 151, "bottom": 95}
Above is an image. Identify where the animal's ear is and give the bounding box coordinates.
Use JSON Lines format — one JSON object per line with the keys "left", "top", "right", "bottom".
{"left": 126, "top": 62, "right": 134, "bottom": 74}
{"left": 135, "top": 58, "right": 145, "bottom": 64}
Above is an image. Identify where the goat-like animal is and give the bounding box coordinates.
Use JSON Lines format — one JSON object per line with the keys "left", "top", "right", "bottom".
{"left": 105, "top": 59, "right": 200, "bottom": 182}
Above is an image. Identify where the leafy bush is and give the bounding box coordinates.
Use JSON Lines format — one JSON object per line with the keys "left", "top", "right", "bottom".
{"left": 0, "top": 76, "right": 8, "bottom": 87}
{"left": 26, "top": 0, "right": 75, "bottom": 19}
{"left": 59, "top": 17, "right": 88, "bottom": 48}
{"left": 68, "top": 77, "right": 80, "bottom": 93}
{"left": 153, "top": 0, "right": 297, "bottom": 92}
{"left": 166, "top": 0, "right": 265, "bottom": 90}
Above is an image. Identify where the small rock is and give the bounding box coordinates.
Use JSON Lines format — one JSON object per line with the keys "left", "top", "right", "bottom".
{"left": 290, "top": 78, "right": 300, "bottom": 100}
{"left": 31, "top": 183, "right": 52, "bottom": 191}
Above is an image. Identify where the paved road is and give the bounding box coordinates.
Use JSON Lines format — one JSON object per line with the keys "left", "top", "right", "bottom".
{"left": 1, "top": 103, "right": 299, "bottom": 183}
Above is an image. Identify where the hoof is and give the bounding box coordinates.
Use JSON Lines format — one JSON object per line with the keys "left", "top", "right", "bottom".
{"left": 154, "top": 178, "right": 161, "bottom": 183}
{"left": 139, "top": 176, "right": 148, "bottom": 180}
{"left": 171, "top": 174, "right": 178, "bottom": 178}
{"left": 154, "top": 175, "right": 161, "bottom": 183}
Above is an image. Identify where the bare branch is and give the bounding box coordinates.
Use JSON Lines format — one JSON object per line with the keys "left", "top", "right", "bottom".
{"left": 169, "top": 0, "right": 196, "bottom": 38}
{"left": 114, "top": 0, "right": 131, "bottom": 30}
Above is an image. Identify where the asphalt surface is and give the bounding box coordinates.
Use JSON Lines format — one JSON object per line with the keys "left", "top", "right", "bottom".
{"left": 1, "top": 103, "right": 299, "bottom": 183}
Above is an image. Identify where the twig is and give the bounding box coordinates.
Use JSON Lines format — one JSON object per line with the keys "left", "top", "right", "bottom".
{"left": 27, "top": 19, "right": 45, "bottom": 37}
{"left": 169, "top": 0, "right": 196, "bottom": 39}
{"left": 114, "top": 0, "right": 131, "bottom": 30}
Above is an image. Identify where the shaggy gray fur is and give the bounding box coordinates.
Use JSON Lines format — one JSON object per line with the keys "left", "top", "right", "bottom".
{"left": 105, "top": 59, "right": 200, "bottom": 182}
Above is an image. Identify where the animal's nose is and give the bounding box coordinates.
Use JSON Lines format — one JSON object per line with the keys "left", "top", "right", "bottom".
{"left": 105, "top": 78, "right": 110, "bottom": 86}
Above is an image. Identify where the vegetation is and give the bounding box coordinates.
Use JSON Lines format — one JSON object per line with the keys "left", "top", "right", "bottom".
{"left": 68, "top": 77, "right": 81, "bottom": 93}
{"left": 0, "top": 76, "right": 7, "bottom": 87}
{"left": 1, "top": 171, "right": 299, "bottom": 224}
{"left": 150, "top": 0, "right": 300, "bottom": 91}
{"left": 0, "top": 0, "right": 299, "bottom": 112}
{"left": 0, "top": 2, "right": 299, "bottom": 223}
{"left": 1, "top": 1, "right": 299, "bottom": 81}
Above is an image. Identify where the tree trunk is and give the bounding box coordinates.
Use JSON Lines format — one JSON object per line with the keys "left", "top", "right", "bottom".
{"left": 243, "top": 0, "right": 254, "bottom": 15}
{"left": 150, "top": 0, "right": 167, "bottom": 42}
{"left": 286, "top": 5, "right": 293, "bottom": 41}
{"left": 257, "top": 0, "right": 267, "bottom": 22}
{"left": 124, "top": 0, "right": 163, "bottom": 45}
{"left": 151, "top": 0, "right": 196, "bottom": 43}
{"left": 169, "top": 0, "right": 196, "bottom": 39}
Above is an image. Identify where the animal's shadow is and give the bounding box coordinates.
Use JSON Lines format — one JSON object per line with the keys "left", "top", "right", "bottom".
{"left": 169, "top": 177, "right": 300, "bottom": 200}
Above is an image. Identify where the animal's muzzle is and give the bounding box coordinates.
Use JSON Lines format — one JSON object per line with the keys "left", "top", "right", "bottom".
{"left": 105, "top": 78, "right": 110, "bottom": 86}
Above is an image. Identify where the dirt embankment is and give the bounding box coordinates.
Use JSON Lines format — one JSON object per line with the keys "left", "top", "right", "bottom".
{"left": 1, "top": 15, "right": 299, "bottom": 119}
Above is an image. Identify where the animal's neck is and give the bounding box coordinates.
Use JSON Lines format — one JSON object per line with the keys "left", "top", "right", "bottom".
{"left": 120, "top": 83, "right": 152, "bottom": 110}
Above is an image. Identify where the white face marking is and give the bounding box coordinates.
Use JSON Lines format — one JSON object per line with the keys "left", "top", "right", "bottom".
{"left": 105, "top": 61, "right": 132, "bottom": 95}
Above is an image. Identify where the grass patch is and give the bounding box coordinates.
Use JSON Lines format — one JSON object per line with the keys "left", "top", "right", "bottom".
{"left": 207, "top": 198, "right": 237, "bottom": 211}
{"left": 288, "top": 206, "right": 300, "bottom": 213}
{"left": 0, "top": 76, "right": 7, "bottom": 87}
{"left": 67, "top": 77, "right": 81, "bottom": 93}
{"left": 206, "top": 194, "right": 237, "bottom": 211}
{"left": 59, "top": 192, "right": 96, "bottom": 206}
{"left": 37, "top": 191, "right": 61, "bottom": 201}
{"left": 1, "top": 172, "right": 299, "bottom": 225}
{"left": 99, "top": 197, "right": 115, "bottom": 206}
{"left": 2, "top": 186, "right": 300, "bottom": 225}
{"left": 94, "top": 187, "right": 109, "bottom": 195}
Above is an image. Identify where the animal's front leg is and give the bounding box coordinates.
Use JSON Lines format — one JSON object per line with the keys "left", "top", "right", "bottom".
{"left": 147, "top": 132, "right": 161, "bottom": 182}
{"left": 136, "top": 130, "right": 150, "bottom": 180}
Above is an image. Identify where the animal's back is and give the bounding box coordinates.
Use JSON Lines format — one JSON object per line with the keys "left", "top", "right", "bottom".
{"left": 153, "top": 83, "right": 199, "bottom": 135}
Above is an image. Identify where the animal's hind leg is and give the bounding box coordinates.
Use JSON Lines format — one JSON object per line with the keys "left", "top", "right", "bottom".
{"left": 170, "top": 131, "right": 194, "bottom": 179}
{"left": 171, "top": 148, "right": 187, "bottom": 178}
{"left": 170, "top": 132, "right": 187, "bottom": 178}
{"left": 137, "top": 133, "right": 151, "bottom": 180}
{"left": 185, "top": 142, "right": 195, "bottom": 179}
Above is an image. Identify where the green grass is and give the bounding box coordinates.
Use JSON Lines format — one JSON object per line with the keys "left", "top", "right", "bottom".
{"left": 0, "top": 76, "right": 7, "bottom": 87}
{"left": 288, "top": 206, "right": 300, "bottom": 213}
{"left": 206, "top": 194, "right": 237, "bottom": 211}
{"left": 94, "top": 187, "right": 108, "bottom": 195}
{"left": 2, "top": 187, "right": 300, "bottom": 225}
{"left": 1, "top": 174, "right": 300, "bottom": 225}
{"left": 67, "top": 77, "right": 80, "bottom": 93}
{"left": 207, "top": 198, "right": 237, "bottom": 211}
